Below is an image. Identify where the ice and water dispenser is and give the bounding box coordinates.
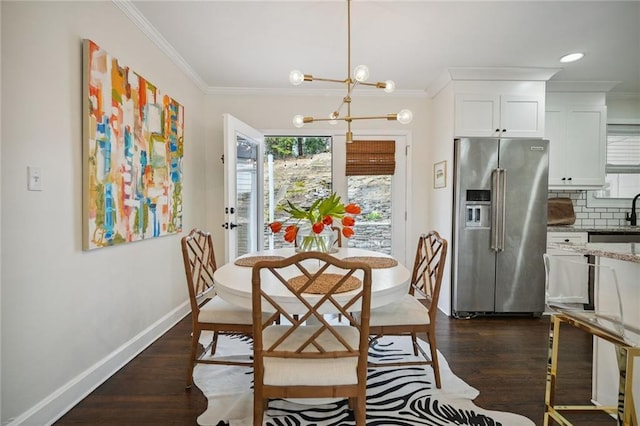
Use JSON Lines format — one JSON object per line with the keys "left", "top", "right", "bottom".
{"left": 465, "top": 190, "right": 490, "bottom": 228}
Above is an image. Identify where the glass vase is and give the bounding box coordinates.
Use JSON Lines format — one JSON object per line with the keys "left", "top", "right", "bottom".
{"left": 295, "top": 225, "right": 335, "bottom": 253}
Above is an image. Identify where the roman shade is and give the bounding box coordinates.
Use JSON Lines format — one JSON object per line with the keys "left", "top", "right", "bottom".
{"left": 606, "top": 124, "right": 640, "bottom": 173}
{"left": 346, "top": 140, "right": 396, "bottom": 176}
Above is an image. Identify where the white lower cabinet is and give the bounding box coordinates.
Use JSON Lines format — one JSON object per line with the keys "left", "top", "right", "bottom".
{"left": 545, "top": 232, "right": 589, "bottom": 304}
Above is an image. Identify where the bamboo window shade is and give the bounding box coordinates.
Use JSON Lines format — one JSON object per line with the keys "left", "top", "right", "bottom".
{"left": 345, "top": 140, "right": 396, "bottom": 176}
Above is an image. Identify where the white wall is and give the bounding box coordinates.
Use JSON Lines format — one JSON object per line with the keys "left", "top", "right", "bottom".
{"left": 427, "top": 83, "right": 456, "bottom": 315}
{"left": 1, "top": 2, "right": 207, "bottom": 424}
{"left": 607, "top": 93, "right": 640, "bottom": 122}
{"left": 204, "top": 92, "right": 431, "bottom": 263}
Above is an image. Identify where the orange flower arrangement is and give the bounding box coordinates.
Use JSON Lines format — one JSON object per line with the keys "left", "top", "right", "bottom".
{"left": 268, "top": 192, "right": 361, "bottom": 249}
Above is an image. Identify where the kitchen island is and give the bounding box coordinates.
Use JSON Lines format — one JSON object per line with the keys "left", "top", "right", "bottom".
{"left": 547, "top": 241, "right": 640, "bottom": 264}
{"left": 548, "top": 226, "right": 640, "bottom": 235}
{"left": 547, "top": 241, "right": 640, "bottom": 421}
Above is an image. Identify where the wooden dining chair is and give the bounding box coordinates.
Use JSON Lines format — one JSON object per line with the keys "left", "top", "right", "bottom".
{"left": 251, "top": 251, "right": 372, "bottom": 425}
{"left": 181, "top": 228, "right": 256, "bottom": 389}
{"left": 361, "top": 231, "right": 447, "bottom": 388}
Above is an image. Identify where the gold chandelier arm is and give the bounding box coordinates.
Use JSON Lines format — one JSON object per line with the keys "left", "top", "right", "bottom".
{"left": 302, "top": 114, "right": 400, "bottom": 123}
{"left": 307, "top": 76, "right": 349, "bottom": 84}
{"left": 349, "top": 114, "right": 399, "bottom": 121}
{"left": 355, "top": 81, "right": 391, "bottom": 89}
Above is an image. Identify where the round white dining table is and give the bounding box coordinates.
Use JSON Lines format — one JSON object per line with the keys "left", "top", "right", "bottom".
{"left": 214, "top": 247, "right": 411, "bottom": 315}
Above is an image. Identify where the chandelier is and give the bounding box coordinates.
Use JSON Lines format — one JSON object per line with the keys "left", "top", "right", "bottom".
{"left": 289, "top": 0, "right": 413, "bottom": 143}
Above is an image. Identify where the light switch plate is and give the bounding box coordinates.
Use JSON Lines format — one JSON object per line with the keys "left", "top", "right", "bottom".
{"left": 28, "top": 166, "right": 42, "bottom": 191}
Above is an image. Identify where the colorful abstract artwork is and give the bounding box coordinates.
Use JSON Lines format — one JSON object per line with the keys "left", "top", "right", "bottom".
{"left": 82, "top": 39, "right": 184, "bottom": 250}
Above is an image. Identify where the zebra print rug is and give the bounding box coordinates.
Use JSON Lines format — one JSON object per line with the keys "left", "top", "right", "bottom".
{"left": 193, "top": 332, "right": 534, "bottom": 426}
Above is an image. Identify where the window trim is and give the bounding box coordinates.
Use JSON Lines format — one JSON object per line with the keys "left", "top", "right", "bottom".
{"left": 586, "top": 119, "right": 640, "bottom": 208}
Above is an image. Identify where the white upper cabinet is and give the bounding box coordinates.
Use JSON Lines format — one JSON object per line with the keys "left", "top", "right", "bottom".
{"left": 455, "top": 93, "right": 545, "bottom": 138}
{"left": 546, "top": 93, "right": 607, "bottom": 189}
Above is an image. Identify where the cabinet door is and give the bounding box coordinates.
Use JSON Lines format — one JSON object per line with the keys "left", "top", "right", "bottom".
{"left": 500, "top": 95, "right": 545, "bottom": 138}
{"left": 545, "top": 107, "right": 567, "bottom": 186}
{"left": 454, "top": 94, "right": 499, "bottom": 137}
{"left": 546, "top": 105, "right": 607, "bottom": 189}
{"left": 546, "top": 232, "right": 589, "bottom": 305}
{"left": 564, "top": 106, "right": 606, "bottom": 187}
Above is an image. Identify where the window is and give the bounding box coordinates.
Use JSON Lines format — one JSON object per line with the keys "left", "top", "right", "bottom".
{"left": 263, "top": 136, "right": 332, "bottom": 250}
{"left": 262, "top": 136, "right": 402, "bottom": 258}
{"left": 588, "top": 123, "right": 640, "bottom": 207}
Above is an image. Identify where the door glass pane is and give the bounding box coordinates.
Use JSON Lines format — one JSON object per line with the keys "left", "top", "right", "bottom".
{"left": 263, "top": 137, "right": 332, "bottom": 249}
{"left": 347, "top": 175, "right": 392, "bottom": 255}
{"left": 236, "top": 136, "right": 258, "bottom": 257}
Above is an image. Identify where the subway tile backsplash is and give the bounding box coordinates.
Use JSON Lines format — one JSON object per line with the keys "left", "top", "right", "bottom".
{"left": 548, "top": 190, "right": 629, "bottom": 227}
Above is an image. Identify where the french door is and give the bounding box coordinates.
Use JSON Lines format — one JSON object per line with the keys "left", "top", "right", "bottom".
{"left": 222, "top": 114, "right": 264, "bottom": 263}
{"left": 223, "top": 114, "right": 408, "bottom": 265}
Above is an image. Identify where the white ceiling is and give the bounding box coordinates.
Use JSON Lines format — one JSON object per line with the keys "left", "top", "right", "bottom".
{"left": 125, "top": 0, "right": 640, "bottom": 96}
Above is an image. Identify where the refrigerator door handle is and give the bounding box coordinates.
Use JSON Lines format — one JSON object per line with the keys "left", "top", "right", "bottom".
{"left": 499, "top": 169, "right": 507, "bottom": 251}
{"left": 491, "top": 168, "right": 500, "bottom": 251}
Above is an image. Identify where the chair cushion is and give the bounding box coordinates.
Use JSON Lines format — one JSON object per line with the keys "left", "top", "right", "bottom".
{"left": 262, "top": 325, "right": 360, "bottom": 386}
{"left": 367, "top": 294, "right": 430, "bottom": 327}
{"left": 198, "top": 296, "right": 255, "bottom": 325}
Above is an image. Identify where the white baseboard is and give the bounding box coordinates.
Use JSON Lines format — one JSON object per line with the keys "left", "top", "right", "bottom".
{"left": 5, "top": 302, "right": 191, "bottom": 426}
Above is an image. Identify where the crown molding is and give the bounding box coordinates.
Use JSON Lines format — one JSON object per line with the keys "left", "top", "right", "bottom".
{"left": 448, "top": 66, "right": 562, "bottom": 82}
{"left": 606, "top": 91, "right": 640, "bottom": 100}
{"left": 426, "top": 67, "right": 562, "bottom": 98}
{"left": 425, "top": 70, "right": 455, "bottom": 98}
{"left": 546, "top": 81, "right": 620, "bottom": 93}
{"left": 113, "top": 0, "right": 209, "bottom": 93}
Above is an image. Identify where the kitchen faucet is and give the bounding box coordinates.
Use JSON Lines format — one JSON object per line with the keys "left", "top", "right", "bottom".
{"left": 627, "top": 192, "right": 640, "bottom": 226}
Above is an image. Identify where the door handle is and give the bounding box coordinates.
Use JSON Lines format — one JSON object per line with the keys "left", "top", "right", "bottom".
{"left": 499, "top": 169, "right": 507, "bottom": 251}
{"left": 229, "top": 222, "right": 238, "bottom": 229}
{"left": 491, "top": 168, "right": 499, "bottom": 251}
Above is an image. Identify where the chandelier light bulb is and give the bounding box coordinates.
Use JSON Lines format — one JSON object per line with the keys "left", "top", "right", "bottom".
{"left": 329, "top": 112, "right": 338, "bottom": 125}
{"left": 353, "top": 65, "right": 370, "bottom": 83}
{"left": 397, "top": 109, "right": 413, "bottom": 125}
{"left": 383, "top": 80, "right": 395, "bottom": 93}
{"left": 289, "top": 70, "right": 305, "bottom": 86}
{"left": 292, "top": 115, "right": 305, "bottom": 128}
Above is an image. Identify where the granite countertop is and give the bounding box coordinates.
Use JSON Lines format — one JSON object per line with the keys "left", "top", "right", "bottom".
{"left": 547, "top": 241, "right": 640, "bottom": 264}
{"left": 548, "top": 225, "right": 640, "bottom": 233}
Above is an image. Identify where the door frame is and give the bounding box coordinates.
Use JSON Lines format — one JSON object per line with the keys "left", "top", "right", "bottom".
{"left": 263, "top": 128, "right": 412, "bottom": 266}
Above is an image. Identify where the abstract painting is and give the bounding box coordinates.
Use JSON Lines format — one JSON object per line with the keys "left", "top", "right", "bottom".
{"left": 82, "top": 39, "right": 184, "bottom": 250}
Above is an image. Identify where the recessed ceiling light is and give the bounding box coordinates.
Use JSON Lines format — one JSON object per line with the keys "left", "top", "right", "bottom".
{"left": 560, "top": 52, "right": 585, "bottom": 63}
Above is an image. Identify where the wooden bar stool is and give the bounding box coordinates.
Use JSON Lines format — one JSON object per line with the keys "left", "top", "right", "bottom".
{"left": 543, "top": 254, "right": 640, "bottom": 425}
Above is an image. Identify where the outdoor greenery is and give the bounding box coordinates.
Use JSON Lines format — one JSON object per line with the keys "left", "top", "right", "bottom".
{"left": 265, "top": 136, "right": 329, "bottom": 159}
{"left": 365, "top": 211, "right": 383, "bottom": 221}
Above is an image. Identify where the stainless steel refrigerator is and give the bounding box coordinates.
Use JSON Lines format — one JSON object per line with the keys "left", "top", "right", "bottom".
{"left": 452, "top": 138, "right": 549, "bottom": 316}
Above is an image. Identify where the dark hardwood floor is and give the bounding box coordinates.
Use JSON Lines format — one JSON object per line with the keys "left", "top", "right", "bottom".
{"left": 55, "top": 311, "right": 616, "bottom": 425}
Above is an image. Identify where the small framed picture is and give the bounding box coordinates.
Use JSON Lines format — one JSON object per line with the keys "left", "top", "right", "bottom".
{"left": 433, "top": 160, "right": 447, "bottom": 189}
